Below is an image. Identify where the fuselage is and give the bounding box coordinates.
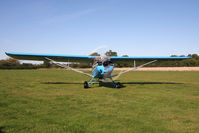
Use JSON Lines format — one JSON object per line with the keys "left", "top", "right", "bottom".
{"left": 92, "top": 56, "right": 114, "bottom": 79}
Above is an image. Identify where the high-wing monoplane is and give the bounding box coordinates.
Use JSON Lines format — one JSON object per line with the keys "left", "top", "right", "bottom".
{"left": 6, "top": 52, "right": 191, "bottom": 88}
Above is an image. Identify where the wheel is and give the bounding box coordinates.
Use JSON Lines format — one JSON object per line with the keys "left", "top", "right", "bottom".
{"left": 115, "top": 82, "right": 121, "bottom": 88}
{"left": 84, "top": 81, "right": 89, "bottom": 88}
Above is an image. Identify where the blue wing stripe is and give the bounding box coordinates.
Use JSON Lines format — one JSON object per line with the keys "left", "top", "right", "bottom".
{"left": 5, "top": 52, "right": 95, "bottom": 63}
{"left": 110, "top": 56, "right": 191, "bottom": 60}
{"left": 6, "top": 52, "right": 94, "bottom": 59}
{"left": 6, "top": 52, "right": 191, "bottom": 62}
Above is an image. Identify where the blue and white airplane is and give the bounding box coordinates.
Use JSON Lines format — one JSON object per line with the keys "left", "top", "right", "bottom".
{"left": 6, "top": 52, "right": 191, "bottom": 88}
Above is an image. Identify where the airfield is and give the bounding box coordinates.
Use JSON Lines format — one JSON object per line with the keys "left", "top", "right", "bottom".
{"left": 0, "top": 69, "right": 199, "bottom": 133}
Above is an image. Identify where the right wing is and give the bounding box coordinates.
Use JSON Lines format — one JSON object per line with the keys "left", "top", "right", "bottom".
{"left": 6, "top": 52, "right": 95, "bottom": 63}
{"left": 6, "top": 52, "right": 94, "bottom": 77}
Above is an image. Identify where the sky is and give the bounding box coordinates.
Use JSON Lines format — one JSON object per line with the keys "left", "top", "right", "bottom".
{"left": 0, "top": 0, "right": 199, "bottom": 61}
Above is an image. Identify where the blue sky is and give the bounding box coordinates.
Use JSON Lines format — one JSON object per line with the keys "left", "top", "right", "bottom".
{"left": 1, "top": 0, "right": 199, "bottom": 60}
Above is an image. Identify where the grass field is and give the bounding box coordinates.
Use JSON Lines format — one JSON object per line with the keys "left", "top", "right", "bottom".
{"left": 0, "top": 70, "right": 199, "bottom": 133}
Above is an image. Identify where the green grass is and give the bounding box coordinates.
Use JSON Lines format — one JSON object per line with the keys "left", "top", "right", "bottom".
{"left": 0, "top": 70, "right": 199, "bottom": 133}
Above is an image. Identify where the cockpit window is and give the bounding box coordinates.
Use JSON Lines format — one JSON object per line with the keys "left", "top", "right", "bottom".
{"left": 97, "top": 61, "right": 102, "bottom": 66}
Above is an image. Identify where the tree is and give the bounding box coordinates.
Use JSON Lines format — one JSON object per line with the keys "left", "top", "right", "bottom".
{"left": 89, "top": 52, "right": 100, "bottom": 56}
{"left": 191, "top": 54, "right": 199, "bottom": 60}
{"left": 105, "top": 50, "right": 117, "bottom": 56}
{"left": 171, "top": 55, "right": 178, "bottom": 57}
{"left": 179, "top": 55, "right": 185, "bottom": 57}
{"left": 0, "top": 58, "right": 20, "bottom": 69}
{"left": 122, "top": 55, "right": 129, "bottom": 57}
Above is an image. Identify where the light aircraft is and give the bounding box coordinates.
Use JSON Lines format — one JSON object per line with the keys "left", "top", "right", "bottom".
{"left": 6, "top": 52, "right": 191, "bottom": 88}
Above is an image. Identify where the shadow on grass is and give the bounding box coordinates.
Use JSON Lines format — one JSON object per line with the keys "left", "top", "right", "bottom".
{"left": 98, "top": 81, "right": 182, "bottom": 88}
{"left": 0, "top": 127, "right": 5, "bottom": 133}
{"left": 42, "top": 81, "right": 182, "bottom": 89}
{"left": 42, "top": 82, "right": 82, "bottom": 84}
{"left": 121, "top": 81, "right": 183, "bottom": 85}
{"left": 42, "top": 81, "right": 119, "bottom": 88}
{"left": 99, "top": 82, "right": 125, "bottom": 88}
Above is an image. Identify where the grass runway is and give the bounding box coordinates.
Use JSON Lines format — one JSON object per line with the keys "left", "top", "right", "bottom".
{"left": 0, "top": 70, "right": 199, "bottom": 133}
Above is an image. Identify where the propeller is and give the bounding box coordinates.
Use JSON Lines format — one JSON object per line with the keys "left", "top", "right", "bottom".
{"left": 89, "top": 45, "right": 108, "bottom": 56}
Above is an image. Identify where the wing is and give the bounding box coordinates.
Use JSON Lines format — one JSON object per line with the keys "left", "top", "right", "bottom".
{"left": 110, "top": 56, "right": 191, "bottom": 80}
{"left": 6, "top": 52, "right": 95, "bottom": 63}
{"left": 110, "top": 56, "right": 191, "bottom": 63}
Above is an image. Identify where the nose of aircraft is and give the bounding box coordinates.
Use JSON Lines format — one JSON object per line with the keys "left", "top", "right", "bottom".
{"left": 97, "top": 66, "right": 104, "bottom": 75}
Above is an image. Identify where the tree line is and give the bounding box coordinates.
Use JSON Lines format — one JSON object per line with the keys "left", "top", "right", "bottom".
{"left": 0, "top": 51, "right": 199, "bottom": 69}
{"left": 0, "top": 58, "right": 46, "bottom": 69}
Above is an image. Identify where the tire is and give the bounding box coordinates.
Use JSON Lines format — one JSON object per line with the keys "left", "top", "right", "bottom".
{"left": 115, "top": 82, "right": 121, "bottom": 88}
{"left": 84, "top": 81, "right": 89, "bottom": 89}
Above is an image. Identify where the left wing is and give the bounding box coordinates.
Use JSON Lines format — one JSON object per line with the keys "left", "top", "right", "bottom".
{"left": 110, "top": 56, "right": 191, "bottom": 62}
{"left": 5, "top": 52, "right": 95, "bottom": 63}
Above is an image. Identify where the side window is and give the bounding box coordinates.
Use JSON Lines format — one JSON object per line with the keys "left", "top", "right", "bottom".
{"left": 109, "top": 61, "right": 113, "bottom": 66}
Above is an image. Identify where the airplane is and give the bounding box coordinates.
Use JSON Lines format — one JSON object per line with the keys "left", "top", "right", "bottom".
{"left": 5, "top": 52, "right": 191, "bottom": 88}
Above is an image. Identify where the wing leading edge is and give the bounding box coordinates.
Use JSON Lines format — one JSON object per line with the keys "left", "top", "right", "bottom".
{"left": 6, "top": 52, "right": 191, "bottom": 63}
{"left": 5, "top": 52, "right": 95, "bottom": 63}
{"left": 110, "top": 56, "right": 191, "bottom": 61}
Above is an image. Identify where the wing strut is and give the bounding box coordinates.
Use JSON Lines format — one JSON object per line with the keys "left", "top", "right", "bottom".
{"left": 112, "top": 60, "right": 157, "bottom": 79}
{"left": 45, "top": 57, "right": 93, "bottom": 77}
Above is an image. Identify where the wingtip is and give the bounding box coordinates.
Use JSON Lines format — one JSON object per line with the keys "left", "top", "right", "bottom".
{"left": 5, "top": 52, "right": 13, "bottom": 56}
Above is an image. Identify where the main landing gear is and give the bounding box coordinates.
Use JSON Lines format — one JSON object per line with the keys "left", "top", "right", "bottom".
{"left": 83, "top": 81, "right": 121, "bottom": 88}
{"left": 114, "top": 82, "right": 121, "bottom": 88}
{"left": 84, "top": 81, "right": 89, "bottom": 88}
{"left": 84, "top": 77, "right": 121, "bottom": 89}
{"left": 110, "top": 77, "right": 121, "bottom": 88}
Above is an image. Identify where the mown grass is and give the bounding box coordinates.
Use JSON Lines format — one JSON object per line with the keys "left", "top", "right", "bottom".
{"left": 0, "top": 70, "right": 199, "bottom": 133}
